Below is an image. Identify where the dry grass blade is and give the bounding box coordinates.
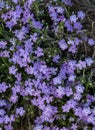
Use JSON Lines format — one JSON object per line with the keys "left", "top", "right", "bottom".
{"left": 73, "top": 0, "right": 95, "bottom": 11}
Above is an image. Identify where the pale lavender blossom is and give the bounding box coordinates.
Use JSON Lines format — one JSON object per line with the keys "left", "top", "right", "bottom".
{"left": 9, "top": 65, "right": 17, "bottom": 75}
{"left": 88, "top": 38, "right": 95, "bottom": 46}
{"left": 82, "top": 107, "right": 91, "bottom": 116}
{"left": 70, "top": 14, "right": 78, "bottom": 23}
{"left": 78, "top": 11, "right": 85, "bottom": 20}
{"left": 16, "top": 107, "right": 25, "bottom": 116}
{"left": 58, "top": 39, "right": 68, "bottom": 50}
{"left": 85, "top": 57, "right": 94, "bottom": 66}
{"left": 12, "top": 0, "right": 19, "bottom": 4}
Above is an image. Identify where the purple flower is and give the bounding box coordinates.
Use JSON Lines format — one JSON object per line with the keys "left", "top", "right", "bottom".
{"left": 92, "top": 127, "right": 95, "bottom": 130}
{"left": 67, "top": 99, "right": 77, "bottom": 109}
{"left": 16, "top": 107, "right": 25, "bottom": 116}
{"left": 9, "top": 65, "right": 17, "bottom": 75}
{"left": 32, "top": 20, "right": 43, "bottom": 30}
{"left": 0, "top": 41, "right": 7, "bottom": 49}
{"left": 40, "top": 105, "right": 57, "bottom": 123}
{"left": 48, "top": 6, "right": 58, "bottom": 22}
{"left": 74, "top": 22, "right": 83, "bottom": 30}
{"left": 30, "top": 33, "right": 38, "bottom": 42}
{"left": 83, "top": 126, "right": 88, "bottom": 130}
{"left": 0, "top": 50, "right": 10, "bottom": 58}
{"left": 4, "top": 124, "right": 13, "bottom": 130}
{"left": 87, "top": 115, "right": 95, "bottom": 124}
{"left": 73, "top": 93, "right": 82, "bottom": 101}
{"left": 6, "top": 20, "right": 17, "bottom": 29}
{"left": 15, "top": 73, "right": 22, "bottom": 81}
{"left": 58, "top": 39, "right": 68, "bottom": 50}
{"left": 62, "top": 0, "right": 73, "bottom": 6}
{"left": 68, "top": 75, "right": 76, "bottom": 81}
{"left": 67, "top": 39, "right": 74, "bottom": 45}
{"left": 0, "top": 82, "right": 9, "bottom": 93}
{"left": 68, "top": 45, "right": 77, "bottom": 53}
{"left": 0, "top": 109, "right": 6, "bottom": 117}
{"left": 74, "top": 38, "right": 81, "bottom": 45}
{"left": 43, "top": 126, "right": 51, "bottom": 130}
{"left": 62, "top": 104, "right": 71, "bottom": 112}
{"left": 75, "top": 84, "right": 84, "bottom": 93}
{"left": 14, "top": 27, "right": 28, "bottom": 40}
{"left": 88, "top": 38, "right": 95, "bottom": 46}
{"left": 53, "top": 76, "right": 61, "bottom": 85}
{"left": 65, "top": 87, "right": 73, "bottom": 97}
{"left": 22, "top": 8, "right": 31, "bottom": 24}
{"left": 74, "top": 107, "right": 83, "bottom": 118}
{"left": 28, "top": 0, "right": 35, "bottom": 8}
{"left": 76, "top": 60, "right": 86, "bottom": 70}
{"left": 61, "top": 127, "right": 68, "bottom": 130}
{"left": 71, "top": 124, "right": 77, "bottom": 130}
{"left": 25, "top": 65, "right": 34, "bottom": 75}
{"left": 65, "top": 20, "right": 73, "bottom": 32}
{"left": 10, "top": 114, "right": 15, "bottom": 122}
{"left": 12, "top": 0, "right": 19, "bottom": 4}
{"left": 78, "top": 11, "right": 85, "bottom": 20}
{"left": 92, "top": 107, "right": 95, "bottom": 115}
{"left": 39, "top": 64, "right": 48, "bottom": 75}
{"left": 82, "top": 107, "right": 91, "bottom": 116}
{"left": 35, "top": 47, "right": 44, "bottom": 57}
{"left": 42, "top": 105, "right": 57, "bottom": 117}
{"left": 68, "top": 60, "right": 77, "bottom": 68}
{"left": 0, "top": 1, "right": 5, "bottom": 10}
{"left": 70, "top": 14, "right": 78, "bottom": 23}
{"left": 53, "top": 55, "right": 60, "bottom": 63}
{"left": 10, "top": 94, "right": 18, "bottom": 104}
{"left": 0, "top": 99, "right": 7, "bottom": 107}
{"left": 55, "top": 86, "right": 65, "bottom": 98}
{"left": 0, "top": 117, "right": 3, "bottom": 124}
{"left": 4, "top": 115, "right": 10, "bottom": 124}
{"left": 56, "top": 6, "right": 64, "bottom": 14}
{"left": 85, "top": 57, "right": 94, "bottom": 66}
{"left": 34, "top": 125, "right": 43, "bottom": 130}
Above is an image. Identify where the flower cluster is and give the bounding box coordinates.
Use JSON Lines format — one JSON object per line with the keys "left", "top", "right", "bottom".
{"left": 0, "top": 0, "right": 95, "bottom": 130}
